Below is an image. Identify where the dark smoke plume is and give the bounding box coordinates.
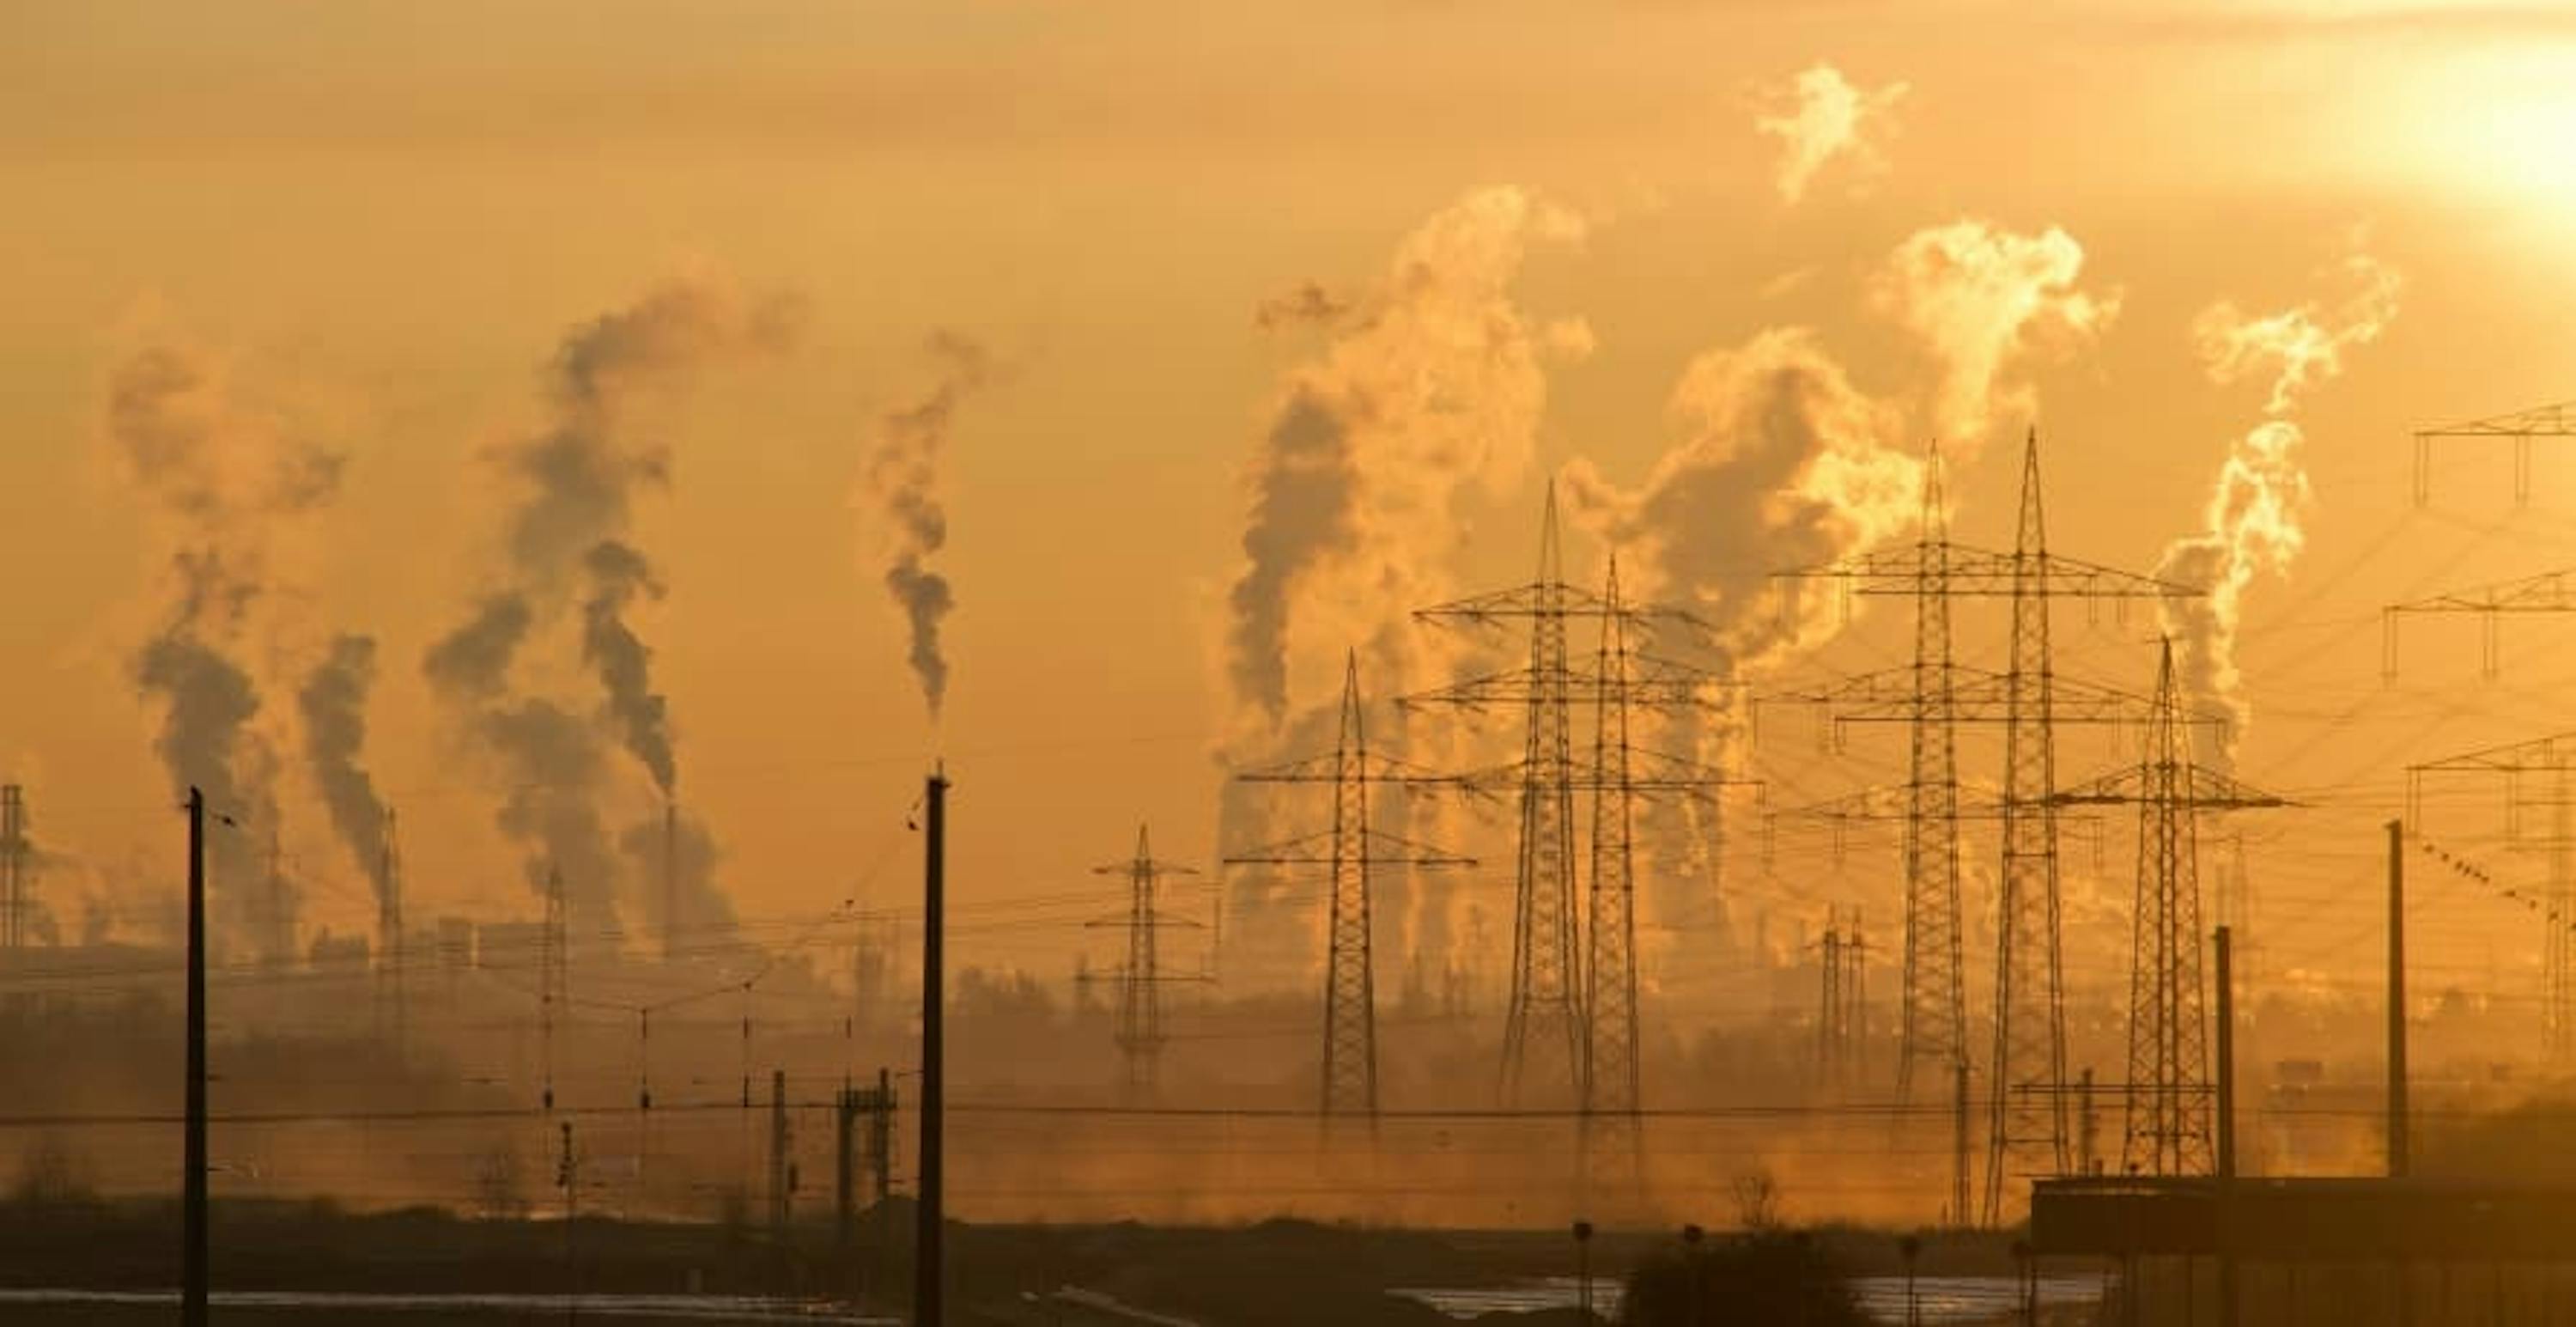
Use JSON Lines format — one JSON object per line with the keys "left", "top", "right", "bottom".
{"left": 108, "top": 333, "right": 342, "bottom": 964}
{"left": 425, "top": 276, "right": 794, "bottom": 934}
{"left": 297, "top": 635, "right": 390, "bottom": 900}
{"left": 862, "top": 331, "right": 992, "bottom": 720}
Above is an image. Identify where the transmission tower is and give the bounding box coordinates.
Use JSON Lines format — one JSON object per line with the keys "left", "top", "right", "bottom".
{"left": 1814, "top": 905, "right": 1867, "bottom": 1089}
{"left": 1776, "top": 431, "right": 2199, "bottom": 1224}
{"left": 540, "top": 862, "right": 568, "bottom": 1113}
{"left": 1408, "top": 493, "right": 1741, "bottom": 1111}
{"left": 376, "top": 807, "right": 406, "bottom": 1055}
{"left": 1230, "top": 652, "right": 1472, "bottom": 1121}
{"left": 2409, "top": 731, "right": 2576, "bottom": 1061}
{"left": 0, "top": 785, "right": 30, "bottom": 951}
{"left": 2051, "top": 639, "right": 2287, "bottom": 1177}
{"left": 2382, "top": 566, "right": 2576, "bottom": 679}
{"left": 2414, "top": 400, "right": 2576, "bottom": 508}
{"left": 1088, "top": 825, "right": 1200, "bottom": 1099}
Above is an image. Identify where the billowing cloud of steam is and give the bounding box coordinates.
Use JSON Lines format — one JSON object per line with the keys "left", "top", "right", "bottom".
{"left": 427, "top": 276, "right": 794, "bottom": 940}
{"left": 2158, "top": 251, "right": 2401, "bottom": 763}
{"left": 107, "top": 332, "right": 343, "bottom": 963}
{"left": 297, "top": 635, "right": 390, "bottom": 907}
{"left": 860, "top": 332, "right": 992, "bottom": 721}
{"left": 1217, "top": 186, "right": 1591, "bottom": 992}
{"left": 1756, "top": 64, "right": 1907, "bottom": 205}
{"left": 1224, "top": 185, "right": 1592, "bottom": 731}
{"left": 1874, "top": 220, "right": 2119, "bottom": 447}
{"left": 1566, "top": 330, "right": 1919, "bottom": 956}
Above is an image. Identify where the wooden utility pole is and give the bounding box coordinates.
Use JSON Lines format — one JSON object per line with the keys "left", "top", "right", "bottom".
{"left": 2388, "top": 819, "right": 2409, "bottom": 1178}
{"left": 916, "top": 769, "right": 948, "bottom": 1327}
{"left": 184, "top": 787, "right": 209, "bottom": 1327}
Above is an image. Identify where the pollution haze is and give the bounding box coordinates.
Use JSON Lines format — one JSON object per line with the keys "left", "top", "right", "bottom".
{"left": 5, "top": 2, "right": 2576, "bottom": 1320}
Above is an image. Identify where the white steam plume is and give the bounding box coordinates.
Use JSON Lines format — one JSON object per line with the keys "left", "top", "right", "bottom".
{"left": 1874, "top": 220, "right": 2120, "bottom": 447}
{"left": 1217, "top": 185, "right": 1590, "bottom": 990}
{"left": 1756, "top": 64, "right": 1907, "bottom": 205}
{"left": 425, "top": 275, "right": 795, "bottom": 937}
{"left": 860, "top": 332, "right": 992, "bottom": 721}
{"left": 106, "top": 330, "right": 343, "bottom": 964}
{"left": 2157, "top": 250, "right": 2402, "bottom": 763}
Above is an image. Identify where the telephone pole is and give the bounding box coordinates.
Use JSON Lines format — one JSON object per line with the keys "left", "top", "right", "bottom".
{"left": 2050, "top": 640, "right": 2288, "bottom": 1177}
{"left": 915, "top": 767, "right": 947, "bottom": 1327}
{"left": 184, "top": 786, "right": 209, "bottom": 1327}
{"left": 1232, "top": 654, "right": 1470, "bottom": 1122}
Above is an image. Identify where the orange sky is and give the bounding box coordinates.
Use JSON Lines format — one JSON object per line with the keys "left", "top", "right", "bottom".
{"left": 5, "top": 0, "right": 2576, "bottom": 1023}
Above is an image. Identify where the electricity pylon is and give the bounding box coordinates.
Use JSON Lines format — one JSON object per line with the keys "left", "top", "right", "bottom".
{"left": 1407, "top": 491, "right": 1728, "bottom": 1110}
{"left": 2409, "top": 731, "right": 2576, "bottom": 1061}
{"left": 2383, "top": 566, "right": 2576, "bottom": 680}
{"left": 2051, "top": 639, "right": 2288, "bottom": 1177}
{"left": 1814, "top": 905, "right": 1868, "bottom": 1089}
{"left": 2414, "top": 400, "right": 2576, "bottom": 508}
{"left": 1776, "top": 431, "right": 2198, "bottom": 1226}
{"left": 540, "top": 862, "right": 568, "bottom": 1113}
{"left": 1087, "top": 825, "right": 1200, "bottom": 1099}
{"left": 1231, "top": 653, "right": 1472, "bottom": 1122}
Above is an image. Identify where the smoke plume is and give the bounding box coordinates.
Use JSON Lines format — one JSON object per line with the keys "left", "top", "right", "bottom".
{"left": 1213, "top": 186, "right": 1590, "bottom": 992}
{"left": 106, "top": 332, "right": 343, "bottom": 963}
{"left": 1224, "top": 185, "right": 1590, "bottom": 732}
{"left": 297, "top": 634, "right": 390, "bottom": 903}
{"left": 1756, "top": 64, "right": 1907, "bottom": 205}
{"left": 426, "top": 275, "right": 792, "bottom": 936}
{"left": 2157, "top": 250, "right": 2402, "bottom": 761}
{"left": 860, "top": 332, "right": 992, "bottom": 721}
{"left": 1874, "top": 220, "right": 2119, "bottom": 446}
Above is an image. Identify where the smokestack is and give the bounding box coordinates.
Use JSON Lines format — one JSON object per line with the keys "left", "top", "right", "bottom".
{"left": 183, "top": 786, "right": 209, "bottom": 1327}
{"left": 663, "top": 798, "right": 677, "bottom": 965}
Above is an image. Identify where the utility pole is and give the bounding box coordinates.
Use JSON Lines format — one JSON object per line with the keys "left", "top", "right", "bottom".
{"left": 2388, "top": 818, "right": 2409, "bottom": 1178}
{"left": 540, "top": 863, "right": 567, "bottom": 1113}
{"left": 1088, "top": 825, "right": 1199, "bottom": 1100}
{"left": 1232, "top": 654, "right": 1471, "bottom": 1126}
{"left": 769, "top": 1068, "right": 792, "bottom": 1236}
{"left": 184, "top": 786, "right": 209, "bottom": 1327}
{"left": 916, "top": 767, "right": 947, "bottom": 1327}
{"left": 2216, "top": 924, "right": 2240, "bottom": 1327}
{"left": 2050, "top": 641, "right": 2289, "bottom": 1178}
{"left": 2382, "top": 564, "right": 2576, "bottom": 679}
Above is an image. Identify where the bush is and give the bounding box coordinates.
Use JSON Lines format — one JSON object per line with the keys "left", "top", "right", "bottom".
{"left": 1619, "top": 1230, "right": 1868, "bottom": 1327}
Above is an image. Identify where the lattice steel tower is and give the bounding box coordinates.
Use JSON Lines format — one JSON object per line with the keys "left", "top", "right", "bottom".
{"left": 2054, "top": 640, "right": 2286, "bottom": 1176}
{"left": 1093, "top": 825, "right": 1198, "bottom": 1099}
{"left": 1987, "top": 435, "right": 2068, "bottom": 1220}
{"left": 1506, "top": 496, "right": 1582, "bottom": 1103}
{"left": 1233, "top": 653, "right": 1469, "bottom": 1119}
{"left": 1585, "top": 557, "right": 1641, "bottom": 1146}
{"left": 540, "top": 862, "right": 568, "bottom": 1113}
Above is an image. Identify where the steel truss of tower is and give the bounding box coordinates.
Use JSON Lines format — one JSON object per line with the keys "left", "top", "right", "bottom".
{"left": 2382, "top": 565, "right": 2576, "bottom": 680}
{"left": 1230, "top": 652, "right": 1473, "bottom": 1123}
{"left": 1084, "top": 825, "right": 1201, "bottom": 1099}
{"left": 0, "top": 785, "right": 31, "bottom": 952}
{"left": 1814, "top": 905, "right": 1868, "bottom": 1089}
{"left": 1775, "top": 432, "right": 2203, "bottom": 1228}
{"left": 1406, "top": 496, "right": 1754, "bottom": 1131}
{"left": 2050, "top": 639, "right": 2288, "bottom": 1179}
{"left": 2413, "top": 400, "right": 2576, "bottom": 508}
{"left": 2408, "top": 731, "right": 2576, "bottom": 1062}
